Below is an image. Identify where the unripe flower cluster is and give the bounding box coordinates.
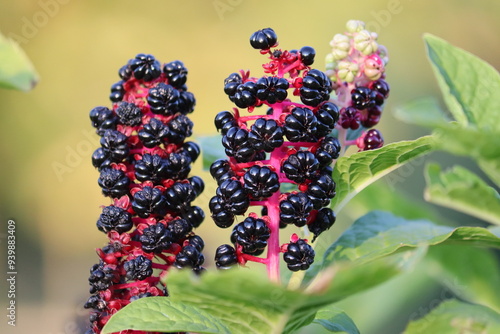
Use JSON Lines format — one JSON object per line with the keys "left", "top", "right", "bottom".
{"left": 85, "top": 54, "right": 205, "bottom": 334}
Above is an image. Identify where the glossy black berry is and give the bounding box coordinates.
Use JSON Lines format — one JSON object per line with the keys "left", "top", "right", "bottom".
{"left": 308, "top": 208, "right": 336, "bottom": 242}
{"left": 96, "top": 130, "right": 129, "bottom": 167}
{"left": 316, "top": 102, "right": 340, "bottom": 137}
{"left": 284, "top": 107, "right": 318, "bottom": 142}
{"left": 209, "top": 179, "right": 249, "bottom": 228}
{"left": 232, "top": 81, "right": 257, "bottom": 109}
{"left": 147, "top": 83, "right": 180, "bottom": 115}
{"left": 210, "top": 159, "right": 235, "bottom": 185}
{"left": 164, "top": 182, "right": 197, "bottom": 213}
{"left": 363, "top": 129, "right": 384, "bottom": 150}
{"left": 140, "top": 223, "right": 173, "bottom": 253}
{"left": 280, "top": 192, "right": 313, "bottom": 227}
{"left": 180, "top": 141, "right": 201, "bottom": 162}
{"left": 351, "top": 87, "right": 376, "bottom": 110}
{"left": 124, "top": 255, "right": 153, "bottom": 280}
{"left": 89, "top": 106, "right": 117, "bottom": 136}
{"left": 167, "top": 218, "right": 193, "bottom": 242}
{"left": 222, "top": 127, "right": 257, "bottom": 163}
{"left": 138, "top": 118, "right": 169, "bottom": 148}
{"left": 248, "top": 118, "right": 284, "bottom": 152}
{"left": 307, "top": 173, "right": 336, "bottom": 209}
{"left": 250, "top": 28, "right": 278, "bottom": 50}
{"left": 181, "top": 206, "right": 205, "bottom": 228}
{"left": 283, "top": 239, "right": 315, "bottom": 271}
{"left": 214, "top": 111, "right": 237, "bottom": 135}
{"left": 223, "top": 73, "right": 242, "bottom": 97}
{"left": 315, "top": 136, "right": 341, "bottom": 168}
{"left": 299, "top": 46, "right": 316, "bottom": 66}
{"left": 96, "top": 205, "right": 134, "bottom": 233}
{"left": 134, "top": 154, "right": 168, "bottom": 184}
{"left": 177, "top": 90, "right": 196, "bottom": 115}
{"left": 300, "top": 69, "right": 332, "bottom": 107}
{"left": 174, "top": 245, "right": 204, "bottom": 269}
{"left": 369, "top": 79, "right": 390, "bottom": 98}
{"left": 84, "top": 295, "right": 106, "bottom": 311}
{"left": 163, "top": 60, "right": 188, "bottom": 88}
{"left": 88, "top": 262, "right": 115, "bottom": 293}
{"left": 215, "top": 244, "right": 237, "bottom": 268}
{"left": 164, "top": 152, "right": 192, "bottom": 180}
{"left": 98, "top": 167, "right": 130, "bottom": 198}
{"left": 231, "top": 217, "right": 270, "bottom": 255}
{"left": 115, "top": 102, "right": 142, "bottom": 126}
{"left": 282, "top": 151, "right": 320, "bottom": 183}
{"left": 188, "top": 176, "right": 205, "bottom": 196}
{"left": 130, "top": 54, "right": 161, "bottom": 82}
{"left": 131, "top": 186, "right": 167, "bottom": 218}
{"left": 187, "top": 235, "right": 205, "bottom": 252}
{"left": 339, "top": 107, "right": 361, "bottom": 130}
{"left": 165, "top": 114, "right": 193, "bottom": 144}
{"left": 109, "top": 81, "right": 125, "bottom": 103}
{"left": 256, "top": 76, "right": 289, "bottom": 104}
{"left": 243, "top": 165, "right": 279, "bottom": 199}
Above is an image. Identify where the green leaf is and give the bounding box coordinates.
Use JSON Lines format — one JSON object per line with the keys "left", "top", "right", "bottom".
{"left": 197, "top": 135, "right": 225, "bottom": 171}
{"left": 313, "top": 306, "right": 360, "bottom": 333}
{"left": 160, "top": 251, "right": 420, "bottom": 334}
{"left": 425, "top": 163, "right": 500, "bottom": 225}
{"left": 321, "top": 211, "right": 500, "bottom": 268}
{"left": 331, "top": 136, "right": 436, "bottom": 212}
{"left": 394, "top": 97, "right": 450, "bottom": 127}
{"left": 426, "top": 245, "right": 500, "bottom": 312}
{"left": 478, "top": 159, "right": 500, "bottom": 189}
{"left": 0, "top": 32, "right": 38, "bottom": 91}
{"left": 424, "top": 34, "right": 500, "bottom": 130}
{"left": 101, "top": 297, "right": 231, "bottom": 334}
{"left": 403, "top": 299, "right": 500, "bottom": 334}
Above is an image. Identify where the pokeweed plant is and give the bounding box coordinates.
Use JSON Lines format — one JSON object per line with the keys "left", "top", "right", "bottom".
{"left": 99, "top": 21, "right": 500, "bottom": 334}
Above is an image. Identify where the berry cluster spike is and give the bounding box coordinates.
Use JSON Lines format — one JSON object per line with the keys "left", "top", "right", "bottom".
{"left": 211, "top": 28, "right": 339, "bottom": 282}
{"left": 85, "top": 54, "right": 205, "bottom": 334}
{"left": 326, "top": 20, "right": 390, "bottom": 150}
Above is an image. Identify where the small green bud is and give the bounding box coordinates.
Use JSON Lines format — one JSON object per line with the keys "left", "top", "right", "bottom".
{"left": 346, "top": 20, "right": 366, "bottom": 33}
{"left": 337, "top": 61, "right": 359, "bottom": 83}
{"left": 354, "top": 30, "right": 378, "bottom": 55}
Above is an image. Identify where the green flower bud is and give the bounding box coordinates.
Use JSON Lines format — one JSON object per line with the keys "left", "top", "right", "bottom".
{"left": 354, "top": 30, "right": 378, "bottom": 55}
{"left": 346, "top": 20, "right": 366, "bottom": 33}
{"left": 337, "top": 61, "right": 359, "bottom": 83}
{"left": 329, "top": 33, "right": 350, "bottom": 60}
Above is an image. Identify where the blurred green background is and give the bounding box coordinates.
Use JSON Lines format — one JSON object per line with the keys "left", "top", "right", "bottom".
{"left": 0, "top": 1, "right": 499, "bottom": 333}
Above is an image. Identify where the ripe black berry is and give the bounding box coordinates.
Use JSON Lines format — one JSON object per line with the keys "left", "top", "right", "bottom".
{"left": 98, "top": 167, "right": 130, "bottom": 198}
{"left": 223, "top": 73, "right": 242, "bottom": 97}
{"left": 92, "top": 130, "right": 129, "bottom": 169}
{"left": 167, "top": 218, "right": 193, "bottom": 242}
{"left": 209, "top": 179, "right": 249, "bottom": 228}
{"left": 96, "top": 206, "right": 133, "bottom": 234}
{"left": 306, "top": 173, "right": 336, "bottom": 209}
{"left": 165, "top": 114, "right": 193, "bottom": 144}
{"left": 282, "top": 151, "right": 320, "bottom": 183}
{"left": 279, "top": 192, "right": 313, "bottom": 227}
{"left": 147, "top": 83, "right": 180, "bottom": 116}
{"left": 139, "top": 223, "right": 173, "bottom": 253}
{"left": 339, "top": 107, "right": 361, "bottom": 130}
{"left": 118, "top": 62, "right": 132, "bottom": 81}
{"left": 138, "top": 118, "right": 169, "bottom": 148}
{"left": 248, "top": 118, "right": 284, "bottom": 152}
{"left": 134, "top": 154, "right": 168, "bottom": 184}
{"left": 177, "top": 90, "right": 196, "bottom": 115}
{"left": 124, "top": 255, "right": 153, "bottom": 280}
{"left": 351, "top": 87, "right": 376, "bottom": 110}
{"left": 180, "top": 141, "right": 201, "bottom": 162}
{"left": 174, "top": 245, "right": 204, "bottom": 269}
{"left": 231, "top": 217, "right": 270, "bottom": 255}
{"left": 163, "top": 60, "right": 188, "bottom": 88}
{"left": 243, "top": 165, "right": 279, "bottom": 199}
{"left": 255, "top": 76, "right": 289, "bottom": 104}
{"left": 89, "top": 106, "right": 117, "bottom": 136}
{"left": 316, "top": 102, "right": 340, "bottom": 137}
{"left": 283, "top": 239, "right": 315, "bottom": 271}
{"left": 130, "top": 54, "right": 161, "bottom": 82}
{"left": 187, "top": 235, "right": 205, "bottom": 252}
{"left": 84, "top": 295, "right": 106, "bottom": 311}
{"left": 210, "top": 159, "right": 235, "bottom": 185}
{"left": 181, "top": 206, "right": 205, "bottom": 228}
{"left": 300, "top": 69, "right": 332, "bottom": 107}
{"left": 131, "top": 186, "right": 167, "bottom": 218}
{"left": 250, "top": 28, "right": 278, "bottom": 50}
{"left": 88, "top": 262, "right": 116, "bottom": 293}
{"left": 284, "top": 107, "right": 318, "bottom": 142}
{"left": 299, "top": 46, "right": 316, "bottom": 66}
{"left": 164, "top": 152, "right": 192, "bottom": 180}
{"left": 214, "top": 111, "right": 237, "bottom": 135}
{"left": 369, "top": 79, "right": 390, "bottom": 98}
{"left": 308, "top": 208, "right": 336, "bottom": 242}
{"left": 115, "top": 102, "right": 143, "bottom": 126}
{"left": 222, "top": 127, "right": 257, "bottom": 163}
{"left": 215, "top": 244, "right": 237, "bottom": 268}
{"left": 232, "top": 81, "right": 258, "bottom": 109}
{"left": 363, "top": 129, "right": 384, "bottom": 150}
{"left": 109, "top": 81, "right": 125, "bottom": 103}
{"left": 315, "top": 136, "right": 341, "bottom": 168}
{"left": 164, "top": 182, "right": 197, "bottom": 213}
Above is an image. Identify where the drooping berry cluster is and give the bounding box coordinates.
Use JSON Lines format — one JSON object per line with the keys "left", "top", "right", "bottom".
{"left": 85, "top": 54, "right": 204, "bottom": 334}
{"left": 325, "top": 20, "right": 390, "bottom": 150}
{"left": 211, "top": 28, "right": 339, "bottom": 281}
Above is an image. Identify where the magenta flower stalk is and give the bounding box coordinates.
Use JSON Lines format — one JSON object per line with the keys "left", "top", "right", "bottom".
{"left": 211, "top": 28, "right": 339, "bottom": 282}
{"left": 84, "top": 54, "right": 205, "bottom": 334}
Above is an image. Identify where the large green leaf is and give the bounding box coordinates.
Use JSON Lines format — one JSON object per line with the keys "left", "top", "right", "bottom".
{"left": 101, "top": 297, "right": 231, "bottom": 334}
{"left": 425, "top": 163, "right": 500, "bottom": 225}
{"left": 424, "top": 34, "right": 500, "bottom": 131}
{"left": 426, "top": 245, "right": 500, "bottom": 312}
{"left": 313, "top": 306, "right": 360, "bottom": 333}
{"left": 331, "top": 136, "right": 436, "bottom": 212}
{"left": 393, "top": 97, "right": 450, "bottom": 127}
{"left": 0, "top": 32, "right": 38, "bottom": 91}
{"left": 321, "top": 211, "right": 500, "bottom": 268}
{"left": 403, "top": 299, "right": 500, "bottom": 334}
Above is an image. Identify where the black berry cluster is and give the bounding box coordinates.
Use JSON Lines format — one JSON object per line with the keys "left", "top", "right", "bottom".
{"left": 85, "top": 54, "right": 204, "bottom": 334}
{"left": 212, "top": 28, "right": 338, "bottom": 280}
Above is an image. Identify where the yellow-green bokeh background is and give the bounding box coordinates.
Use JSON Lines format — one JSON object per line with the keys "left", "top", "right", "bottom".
{"left": 1, "top": 1, "right": 499, "bottom": 333}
